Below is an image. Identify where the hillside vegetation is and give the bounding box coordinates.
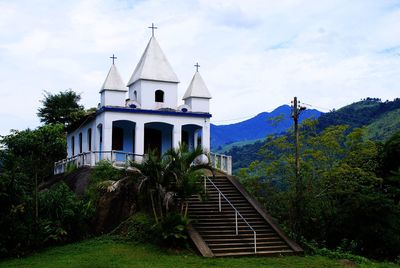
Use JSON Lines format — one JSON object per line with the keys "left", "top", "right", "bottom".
{"left": 223, "top": 98, "right": 400, "bottom": 171}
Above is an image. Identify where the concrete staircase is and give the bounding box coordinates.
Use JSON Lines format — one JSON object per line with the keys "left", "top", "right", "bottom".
{"left": 187, "top": 175, "right": 303, "bottom": 257}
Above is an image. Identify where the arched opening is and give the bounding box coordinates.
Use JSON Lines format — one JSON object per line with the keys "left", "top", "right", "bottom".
{"left": 79, "top": 132, "right": 83, "bottom": 154}
{"left": 144, "top": 122, "right": 173, "bottom": 156}
{"left": 134, "top": 90, "right": 137, "bottom": 100}
{"left": 71, "top": 136, "right": 75, "bottom": 156}
{"left": 155, "top": 90, "right": 164, "bottom": 103}
{"left": 112, "top": 120, "right": 136, "bottom": 161}
{"left": 182, "top": 124, "right": 202, "bottom": 151}
{"left": 97, "top": 124, "right": 103, "bottom": 152}
{"left": 87, "top": 128, "right": 92, "bottom": 151}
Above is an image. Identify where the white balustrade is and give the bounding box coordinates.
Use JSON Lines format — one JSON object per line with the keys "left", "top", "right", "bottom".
{"left": 53, "top": 150, "right": 138, "bottom": 175}
{"left": 210, "top": 152, "right": 232, "bottom": 175}
{"left": 55, "top": 151, "right": 233, "bottom": 175}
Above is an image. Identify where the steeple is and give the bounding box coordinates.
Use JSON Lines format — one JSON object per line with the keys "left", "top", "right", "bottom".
{"left": 127, "top": 36, "right": 179, "bottom": 86}
{"left": 100, "top": 63, "right": 126, "bottom": 92}
{"left": 99, "top": 59, "right": 127, "bottom": 107}
{"left": 183, "top": 71, "right": 212, "bottom": 100}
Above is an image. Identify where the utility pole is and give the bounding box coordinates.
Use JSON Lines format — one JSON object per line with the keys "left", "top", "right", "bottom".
{"left": 291, "top": 97, "right": 306, "bottom": 180}
{"left": 290, "top": 96, "right": 306, "bottom": 236}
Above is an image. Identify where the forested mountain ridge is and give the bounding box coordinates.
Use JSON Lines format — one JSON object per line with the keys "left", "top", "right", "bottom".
{"left": 211, "top": 105, "right": 321, "bottom": 150}
{"left": 316, "top": 98, "right": 400, "bottom": 135}
{"left": 222, "top": 98, "right": 400, "bottom": 171}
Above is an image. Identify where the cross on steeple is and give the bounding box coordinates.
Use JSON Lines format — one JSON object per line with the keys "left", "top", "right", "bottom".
{"left": 110, "top": 54, "right": 117, "bottom": 64}
{"left": 148, "top": 23, "right": 158, "bottom": 37}
{"left": 194, "top": 62, "right": 200, "bottom": 72}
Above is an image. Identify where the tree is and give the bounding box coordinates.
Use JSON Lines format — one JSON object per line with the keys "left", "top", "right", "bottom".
{"left": 164, "top": 144, "right": 213, "bottom": 217}
{"left": 132, "top": 144, "right": 212, "bottom": 222}
{"left": 239, "top": 123, "right": 400, "bottom": 260}
{"left": 37, "top": 90, "right": 85, "bottom": 127}
{"left": 1, "top": 124, "right": 66, "bottom": 181}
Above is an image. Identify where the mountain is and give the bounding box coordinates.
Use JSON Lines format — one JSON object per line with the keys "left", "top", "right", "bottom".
{"left": 219, "top": 98, "right": 400, "bottom": 172}
{"left": 211, "top": 105, "right": 321, "bottom": 150}
{"left": 316, "top": 98, "right": 400, "bottom": 134}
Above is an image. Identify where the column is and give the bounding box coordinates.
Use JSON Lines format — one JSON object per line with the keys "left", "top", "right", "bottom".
{"left": 173, "top": 124, "right": 182, "bottom": 149}
{"left": 134, "top": 122, "right": 144, "bottom": 162}
{"left": 102, "top": 121, "right": 112, "bottom": 161}
{"left": 202, "top": 120, "right": 210, "bottom": 153}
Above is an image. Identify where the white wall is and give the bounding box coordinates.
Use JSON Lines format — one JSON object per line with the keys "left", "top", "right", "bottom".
{"left": 129, "top": 80, "right": 178, "bottom": 110}
{"left": 100, "top": 90, "right": 127, "bottom": 107}
{"left": 185, "top": 98, "right": 210, "bottom": 113}
{"left": 66, "top": 110, "right": 211, "bottom": 158}
{"left": 66, "top": 120, "right": 97, "bottom": 157}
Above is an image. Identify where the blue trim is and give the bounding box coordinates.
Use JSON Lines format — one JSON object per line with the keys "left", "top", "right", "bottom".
{"left": 97, "top": 106, "right": 212, "bottom": 118}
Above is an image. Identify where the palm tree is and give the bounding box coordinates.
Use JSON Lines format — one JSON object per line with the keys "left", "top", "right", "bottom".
{"left": 164, "top": 144, "right": 214, "bottom": 217}
{"left": 132, "top": 145, "right": 214, "bottom": 221}
{"left": 131, "top": 151, "right": 170, "bottom": 223}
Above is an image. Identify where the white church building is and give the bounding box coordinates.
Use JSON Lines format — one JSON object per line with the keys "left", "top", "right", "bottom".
{"left": 54, "top": 28, "right": 231, "bottom": 175}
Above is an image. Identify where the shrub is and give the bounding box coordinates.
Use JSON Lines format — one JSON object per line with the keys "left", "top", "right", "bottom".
{"left": 38, "top": 182, "right": 92, "bottom": 244}
{"left": 158, "top": 213, "right": 190, "bottom": 248}
{"left": 111, "top": 212, "right": 159, "bottom": 244}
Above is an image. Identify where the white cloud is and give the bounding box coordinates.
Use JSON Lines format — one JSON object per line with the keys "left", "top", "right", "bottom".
{"left": 0, "top": 0, "right": 399, "bottom": 135}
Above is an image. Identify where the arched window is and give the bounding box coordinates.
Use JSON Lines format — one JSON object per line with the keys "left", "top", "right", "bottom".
{"left": 79, "top": 133, "right": 83, "bottom": 153}
{"left": 155, "top": 90, "right": 164, "bottom": 103}
{"left": 134, "top": 90, "right": 137, "bottom": 100}
{"left": 87, "top": 128, "right": 92, "bottom": 151}
{"left": 71, "top": 136, "right": 75, "bottom": 156}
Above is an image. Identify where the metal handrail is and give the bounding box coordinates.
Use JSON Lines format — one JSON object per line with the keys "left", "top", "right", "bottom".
{"left": 204, "top": 176, "right": 257, "bottom": 253}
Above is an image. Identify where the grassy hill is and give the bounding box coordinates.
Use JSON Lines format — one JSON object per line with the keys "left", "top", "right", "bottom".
{"left": 0, "top": 237, "right": 398, "bottom": 268}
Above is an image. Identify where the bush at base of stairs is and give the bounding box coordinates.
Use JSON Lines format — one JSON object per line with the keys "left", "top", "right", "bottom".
{"left": 111, "top": 212, "right": 159, "bottom": 244}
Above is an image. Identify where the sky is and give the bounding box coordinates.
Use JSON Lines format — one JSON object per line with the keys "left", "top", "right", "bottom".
{"left": 0, "top": 0, "right": 400, "bottom": 135}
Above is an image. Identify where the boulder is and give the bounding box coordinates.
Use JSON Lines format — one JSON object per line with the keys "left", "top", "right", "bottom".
{"left": 94, "top": 176, "right": 138, "bottom": 233}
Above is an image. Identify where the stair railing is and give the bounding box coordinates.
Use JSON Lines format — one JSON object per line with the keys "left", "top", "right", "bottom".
{"left": 204, "top": 176, "right": 257, "bottom": 253}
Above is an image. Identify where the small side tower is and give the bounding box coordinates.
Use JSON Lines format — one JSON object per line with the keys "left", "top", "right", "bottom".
{"left": 99, "top": 56, "right": 127, "bottom": 107}
{"left": 183, "top": 63, "right": 212, "bottom": 113}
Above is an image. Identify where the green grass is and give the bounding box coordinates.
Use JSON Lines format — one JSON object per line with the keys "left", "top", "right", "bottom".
{"left": 0, "top": 237, "right": 398, "bottom": 268}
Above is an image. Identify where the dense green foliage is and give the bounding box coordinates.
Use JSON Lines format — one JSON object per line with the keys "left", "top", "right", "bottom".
{"left": 37, "top": 90, "right": 85, "bottom": 127}
{"left": 223, "top": 98, "right": 400, "bottom": 172}
{"left": 0, "top": 91, "right": 93, "bottom": 258}
{"left": 1, "top": 237, "right": 399, "bottom": 268}
{"left": 0, "top": 177, "right": 92, "bottom": 258}
{"left": 132, "top": 145, "right": 211, "bottom": 246}
{"left": 1, "top": 124, "right": 66, "bottom": 180}
{"left": 317, "top": 98, "right": 400, "bottom": 136}
{"left": 239, "top": 123, "right": 400, "bottom": 260}
{"left": 112, "top": 212, "right": 159, "bottom": 244}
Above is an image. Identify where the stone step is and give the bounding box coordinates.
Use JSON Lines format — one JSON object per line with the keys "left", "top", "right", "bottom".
{"left": 209, "top": 241, "right": 286, "bottom": 248}
{"left": 213, "top": 249, "right": 294, "bottom": 257}
{"left": 211, "top": 244, "right": 289, "bottom": 253}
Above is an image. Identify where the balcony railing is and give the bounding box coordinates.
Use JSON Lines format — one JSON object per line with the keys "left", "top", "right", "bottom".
{"left": 54, "top": 151, "right": 232, "bottom": 176}
{"left": 210, "top": 152, "right": 232, "bottom": 175}
{"left": 54, "top": 151, "right": 142, "bottom": 175}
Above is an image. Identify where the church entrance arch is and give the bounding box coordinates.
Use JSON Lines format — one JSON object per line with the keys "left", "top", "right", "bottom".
{"left": 112, "top": 120, "right": 136, "bottom": 161}
{"left": 144, "top": 122, "right": 173, "bottom": 157}
{"left": 182, "top": 124, "right": 202, "bottom": 151}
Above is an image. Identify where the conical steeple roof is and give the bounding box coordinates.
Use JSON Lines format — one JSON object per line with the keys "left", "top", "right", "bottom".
{"left": 127, "top": 36, "right": 179, "bottom": 86}
{"left": 100, "top": 64, "right": 126, "bottom": 92}
{"left": 183, "top": 71, "right": 212, "bottom": 100}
